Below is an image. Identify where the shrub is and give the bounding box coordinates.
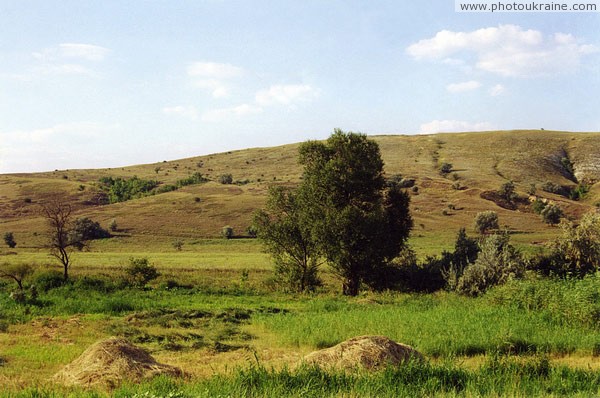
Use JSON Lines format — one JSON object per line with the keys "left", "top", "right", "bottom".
{"left": 218, "top": 174, "right": 233, "bottom": 184}
{"left": 541, "top": 181, "right": 569, "bottom": 197}
{"left": 540, "top": 204, "right": 563, "bottom": 224}
{"left": 498, "top": 180, "right": 516, "bottom": 202}
{"left": 72, "top": 217, "right": 111, "bottom": 241}
{"left": 551, "top": 212, "right": 600, "bottom": 277}
{"left": 9, "top": 290, "right": 27, "bottom": 304}
{"left": 457, "top": 234, "right": 524, "bottom": 296}
{"left": 439, "top": 162, "right": 453, "bottom": 175}
{"left": 3, "top": 232, "right": 16, "bottom": 248}
{"left": 364, "top": 248, "right": 447, "bottom": 293}
{"left": 474, "top": 211, "right": 499, "bottom": 235}
{"left": 222, "top": 226, "right": 234, "bottom": 239}
{"left": 98, "top": 176, "right": 159, "bottom": 203}
{"left": 125, "top": 257, "right": 159, "bottom": 288}
{"left": 172, "top": 239, "right": 184, "bottom": 251}
{"left": 531, "top": 199, "right": 546, "bottom": 214}
{"left": 34, "top": 270, "right": 65, "bottom": 292}
{"left": 444, "top": 228, "right": 480, "bottom": 291}
{"left": 109, "top": 219, "right": 118, "bottom": 232}
{"left": 73, "top": 275, "right": 116, "bottom": 293}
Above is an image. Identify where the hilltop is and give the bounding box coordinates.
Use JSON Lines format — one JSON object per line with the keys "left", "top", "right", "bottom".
{"left": 1, "top": 130, "right": 599, "bottom": 253}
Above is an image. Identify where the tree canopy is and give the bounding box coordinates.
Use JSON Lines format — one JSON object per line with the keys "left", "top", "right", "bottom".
{"left": 299, "top": 129, "right": 412, "bottom": 295}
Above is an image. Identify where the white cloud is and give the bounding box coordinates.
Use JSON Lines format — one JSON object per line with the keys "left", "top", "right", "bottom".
{"left": 407, "top": 25, "right": 597, "bottom": 77}
{"left": 33, "top": 43, "right": 110, "bottom": 62}
{"left": 201, "top": 104, "right": 263, "bottom": 123}
{"left": 26, "top": 43, "right": 110, "bottom": 78}
{"left": 489, "top": 84, "right": 506, "bottom": 96}
{"left": 162, "top": 106, "right": 199, "bottom": 120}
{"left": 255, "top": 84, "right": 319, "bottom": 106}
{"left": 446, "top": 80, "right": 481, "bottom": 93}
{"left": 187, "top": 62, "right": 245, "bottom": 98}
{"left": 419, "top": 120, "right": 496, "bottom": 134}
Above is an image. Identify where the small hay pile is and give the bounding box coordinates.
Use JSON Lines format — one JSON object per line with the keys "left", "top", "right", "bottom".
{"left": 302, "top": 335, "right": 423, "bottom": 371}
{"left": 53, "top": 337, "right": 184, "bottom": 389}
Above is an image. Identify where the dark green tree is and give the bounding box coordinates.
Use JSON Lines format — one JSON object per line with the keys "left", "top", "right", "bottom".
{"left": 474, "top": 211, "right": 499, "bottom": 235}
{"left": 253, "top": 186, "right": 322, "bottom": 292}
{"left": 3, "top": 232, "right": 16, "bottom": 249}
{"left": 498, "top": 180, "right": 516, "bottom": 202}
{"left": 298, "top": 129, "right": 412, "bottom": 296}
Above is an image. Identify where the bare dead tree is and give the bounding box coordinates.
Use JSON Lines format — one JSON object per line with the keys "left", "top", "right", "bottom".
{"left": 41, "top": 199, "right": 82, "bottom": 281}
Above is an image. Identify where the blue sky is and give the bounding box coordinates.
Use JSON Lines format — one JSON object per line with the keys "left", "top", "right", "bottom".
{"left": 1, "top": 1, "right": 599, "bottom": 173}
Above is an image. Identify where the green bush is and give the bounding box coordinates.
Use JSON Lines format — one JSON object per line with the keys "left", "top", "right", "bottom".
{"left": 34, "top": 270, "right": 66, "bottom": 292}
{"left": 439, "top": 162, "right": 453, "bottom": 175}
{"left": 531, "top": 199, "right": 546, "bottom": 214}
{"left": 457, "top": 234, "right": 524, "bottom": 296}
{"left": 72, "top": 217, "right": 111, "bottom": 240}
{"left": 222, "top": 226, "right": 234, "bottom": 239}
{"left": 540, "top": 203, "right": 563, "bottom": 224}
{"left": 218, "top": 174, "right": 233, "bottom": 184}
{"left": 474, "top": 211, "right": 499, "bottom": 235}
{"left": 3, "top": 232, "right": 16, "bottom": 248}
{"left": 498, "top": 180, "right": 516, "bottom": 202}
{"left": 125, "top": 258, "right": 160, "bottom": 288}
{"left": 74, "top": 275, "right": 117, "bottom": 293}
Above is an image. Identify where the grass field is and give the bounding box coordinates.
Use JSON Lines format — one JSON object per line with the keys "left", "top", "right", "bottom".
{"left": 1, "top": 239, "right": 600, "bottom": 396}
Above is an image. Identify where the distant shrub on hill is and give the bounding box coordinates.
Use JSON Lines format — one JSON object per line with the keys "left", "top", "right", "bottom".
{"left": 219, "top": 174, "right": 233, "bottom": 184}
{"left": 474, "top": 211, "right": 499, "bottom": 235}
{"left": 72, "top": 217, "right": 111, "bottom": 242}
{"left": 99, "top": 176, "right": 159, "bottom": 203}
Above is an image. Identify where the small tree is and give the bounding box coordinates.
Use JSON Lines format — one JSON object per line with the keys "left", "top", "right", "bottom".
{"left": 72, "top": 217, "right": 111, "bottom": 243}
{"left": 443, "top": 227, "right": 480, "bottom": 290}
{"left": 552, "top": 212, "right": 600, "bottom": 276}
{"left": 457, "top": 233, "right": 524, "bottom": 296}
{"left": 3, "top": 232, "right": 16, "bottom": 249}
{"left": 474, "top": 211, "right": 499, "bottom": 235}
{"left": 126, "top": 257, "right": 159, "bottom": 288}
{"left": 541, "top": 203, "right": 563, "bottom": 225}
{"left": 41, "top": 199, "right": 83, "bottom": 281}
{"left": 218, "top": 174, "right": 233, "bottom": 184}
{"left": 498, "top": 180, "right": 516, "bottom": 202}
{"left": 253, "top": 186, "right": 322, "bottom": 292}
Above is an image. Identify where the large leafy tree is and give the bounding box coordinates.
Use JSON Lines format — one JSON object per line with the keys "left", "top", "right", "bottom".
{"left": 299, "top": 129, "right": 412, "bottom": 296}
{"left": 253, "top": 186, "right": 322, "bottom": 292}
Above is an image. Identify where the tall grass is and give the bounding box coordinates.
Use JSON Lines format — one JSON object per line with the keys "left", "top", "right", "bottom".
{"left": 48, "top": 358, "right": 600, "bottom": 397}
{"left": 256, "top": 290, "right": 600, "bottom": 357}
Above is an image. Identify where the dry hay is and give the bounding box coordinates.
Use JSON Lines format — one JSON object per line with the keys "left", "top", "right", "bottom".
{"left": 302, "top": 335, "right": 424, "bottom": 371}
{"left": 53, "top": 337, "right": 185, "bottom": 389}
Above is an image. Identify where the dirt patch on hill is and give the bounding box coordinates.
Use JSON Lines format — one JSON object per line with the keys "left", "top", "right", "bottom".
{"left": 302, "top": 335, "right": 424, "bottom": 371}
{"left": 480, "top": 191, "right": 531, "bottom": 212}
{"left": 53, "top": 337, "right": 185, "bottom": 389}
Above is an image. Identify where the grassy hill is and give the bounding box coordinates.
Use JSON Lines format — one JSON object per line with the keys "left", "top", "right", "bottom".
{"left": 1, "top": 130, "right": 599, "bottom": 254}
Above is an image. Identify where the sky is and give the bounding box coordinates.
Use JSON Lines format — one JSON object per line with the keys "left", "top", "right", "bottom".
{"left": 1, "top": 1, "right": 599, "bottom": 173}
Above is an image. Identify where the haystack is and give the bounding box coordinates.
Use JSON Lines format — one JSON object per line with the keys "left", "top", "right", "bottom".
{"left": 53, "top": 337, "right": 184, "bottom": 388}
{"left": 302, "top": 335, "right": 423, "bottom": 371}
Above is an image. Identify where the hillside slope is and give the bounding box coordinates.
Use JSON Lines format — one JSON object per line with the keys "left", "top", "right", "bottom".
{"left": 1, "top": 130, "right": 599, "bottom": 251}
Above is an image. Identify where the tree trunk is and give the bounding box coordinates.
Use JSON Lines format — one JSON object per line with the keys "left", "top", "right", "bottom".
{"left": 342, "top": 276, "right": 360, "bottom": 296}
